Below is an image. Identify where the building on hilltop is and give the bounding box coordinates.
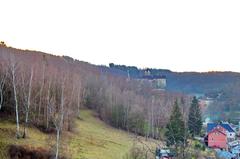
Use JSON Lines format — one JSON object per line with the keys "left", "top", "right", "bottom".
{"left": 139, "top": 69, "right": 167, "bottom": 90}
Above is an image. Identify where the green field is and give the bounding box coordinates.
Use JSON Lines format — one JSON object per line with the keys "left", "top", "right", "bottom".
{"left": 0, "top": 110, "right": 157, "bottom": 159}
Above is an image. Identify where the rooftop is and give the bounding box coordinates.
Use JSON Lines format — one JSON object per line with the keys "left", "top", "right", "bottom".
{"left": 207, "top": 123, "right": 235, "bottom": 133}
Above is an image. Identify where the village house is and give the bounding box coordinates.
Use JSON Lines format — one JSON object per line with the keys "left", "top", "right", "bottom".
{"left": 228, "top": 140, "right": 240, "bottom": 149}
{"left": 228, "top": 140, "right": 240, "bottom": 158}
{"left": 215, "top": 149, "right": 237, "bottom": 159}
{"left": 206, "top": 125, "right": 228, "bottom": 149}
{"left": 207, "top": 123, "right": 236, "bottom": 141}
{"left": 205, "top": 123, "right": 236, "bottom": 150}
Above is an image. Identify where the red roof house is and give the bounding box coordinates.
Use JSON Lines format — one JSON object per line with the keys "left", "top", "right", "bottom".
{"left": 207, "top": 126, "right": 227, "bottom": 149}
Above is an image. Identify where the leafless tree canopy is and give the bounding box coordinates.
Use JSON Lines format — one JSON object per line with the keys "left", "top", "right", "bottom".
{"left": 0, "top": 46, "right": 191, "bottom": 157}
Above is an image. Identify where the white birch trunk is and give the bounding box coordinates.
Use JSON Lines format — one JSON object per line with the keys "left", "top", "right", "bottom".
{"left": 46, "top": 79, "right": 52, "bottom": 129}
{"left": 38, "top": 66, "right": 45, "bottom": 123}
{"left": 55, "top": 78, "right": 65, "bottom": 159}
{"left": 23, "top": 68, "right": 33, "bottom": 138}
{"left": 11, "top": 60, "right": 20, "bottom": 138}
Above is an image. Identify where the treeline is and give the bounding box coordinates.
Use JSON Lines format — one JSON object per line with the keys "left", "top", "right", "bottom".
{"left": 109, "top": 63, "right": 169, "bottom": 78}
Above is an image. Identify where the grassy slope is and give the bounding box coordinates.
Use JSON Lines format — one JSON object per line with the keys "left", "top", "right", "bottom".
{"left": 67, "top": 110, "right": 156, "bottom": 159}
{"left": 0, "top": 120, "right": 52, "bottom": 159}
{"left": 0, "top": 110, "right": 157, "bottom": 159}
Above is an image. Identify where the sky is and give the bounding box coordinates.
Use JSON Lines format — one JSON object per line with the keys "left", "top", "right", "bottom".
{"left": 0, "top": 0, "right": 240, "bottom": 72}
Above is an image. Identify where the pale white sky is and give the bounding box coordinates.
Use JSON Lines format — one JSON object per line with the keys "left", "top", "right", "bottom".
{"left": 0, "top": 0, "right": 240, "bottom": 72}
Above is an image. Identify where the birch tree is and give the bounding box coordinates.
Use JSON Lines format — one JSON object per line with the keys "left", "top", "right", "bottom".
{"left": 54, "top": 77, "right": 65, "bottom": 159}
{"left": 37, "top": 64, "right": 45, "bottom": 123}
{"left": 10, "top": 56, "right": 21, "bottom": 138}
{"left": 77, "top": 84, "right": 83, "bottom": 118}
{"left": 22, "top": 67, "right": 34, "bottom": 138}
{"left": 0, "top": 68, "right": 6, "bottom": 110}
{"left": 46, "top": 78, "right": 52, "bottom": 129}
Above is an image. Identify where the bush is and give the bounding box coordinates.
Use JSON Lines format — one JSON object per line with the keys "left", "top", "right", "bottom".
{"left": 8, "top": 145, "right": 66, "bottom": 159}
{"left": 124, "top": 146, "right": 153, "bottom": 159}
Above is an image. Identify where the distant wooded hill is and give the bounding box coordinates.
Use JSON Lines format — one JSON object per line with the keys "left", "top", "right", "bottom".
{"left": 108, "top": 63, "right": 240, "bottom": 94}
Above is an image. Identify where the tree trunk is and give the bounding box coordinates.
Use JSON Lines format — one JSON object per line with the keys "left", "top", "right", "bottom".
{"left": 46, "top": 80, "right": 51, "bottom": 129}
{"left": 11, "top": 62, "right": 20, "bottom": 138}
{"left": 55, "top": 78, "right": 65, "bottom": 159}
{"left": 38, "top": 66, "right": 45, "bottom": 124}
{"left": 0, "top": 81, "right": 4, "bottom": 110}
{"left": 55, "top": 128, "right": 60, "bottom": 159}
{"left": 23, "top": 68, "right": 33, "bottom": 138}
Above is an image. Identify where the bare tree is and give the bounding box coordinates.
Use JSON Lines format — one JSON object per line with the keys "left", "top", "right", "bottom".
{"left": 151, "top": 96, "right": 155, "bottom": 138}
{"left": 9, "top": 56, "right": 20, "bottom": 138}
{"left": 21, "top": 67, "right": 34, "bottom": 138}
{"left": 77, "top": 84, "right": 83, "bottom": 118}
{"left": 0, "top": 68, "right": 6, "bottom": 110}
{"left": 46, "top": 77, "right": 52, "bottom": 129}
{"left": 54, "top": 77, "right": 66, "bottom": 159}
{"left": 37, "top": 64, "right": 45, "bottom": 123}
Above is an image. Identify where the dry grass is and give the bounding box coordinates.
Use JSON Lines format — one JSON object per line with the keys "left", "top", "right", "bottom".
{"left": 0, "top": 110, "right": 159, "bottom": 159}
{"left": 66, "top": 110, "right": 158, "bottom": 159}
{"left": 0, "top": 120, "right": 52, "bottom": 159}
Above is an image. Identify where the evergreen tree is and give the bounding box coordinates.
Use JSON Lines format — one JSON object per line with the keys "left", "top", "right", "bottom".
{"left": 165, "top": 100, "right": 186, "bottom": 148}
{"left": 188, "top": 96, "right": 202, "bottom": 137}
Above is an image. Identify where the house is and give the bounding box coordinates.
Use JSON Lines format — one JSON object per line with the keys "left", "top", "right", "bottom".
{"left": 206, "top": 125, "right": 228, "bottom": 149}
{"left": 228, "top": 140, "right": 240, "bottom": 150}
{"left": 215, "top": 149, "right": 237, "bottom": 159}
{"left": 207, "top": 123, "right": 236, "bottom": 141}
{"left": 230, "top": 145, "right": 240, "bottom": 158}
{"left": 155, "top": 148, "right": 174, "bottom": 159}
{"left": 228, "top": 140, "right": 240, "bottom": 158}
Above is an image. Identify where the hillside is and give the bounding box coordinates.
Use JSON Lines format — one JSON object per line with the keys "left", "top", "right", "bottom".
{"left": 0, "top": 45, "right": 186, "bottom": 139}
{"left": 0, "top": 109, "right": 157, "bottom": 159}
{"left": 107, "top": 63, "right": 240, "bottom": 120}
{"left": 0, "top": 45, "right": 222, "bottom": 158}
{"left": 108, "top": 63, "right": 240, "bottom": 94}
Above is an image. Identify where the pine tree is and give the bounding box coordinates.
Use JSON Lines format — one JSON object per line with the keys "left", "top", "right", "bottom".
{"left": 165, "top": 100, "right": 186, "bottom": 148}
{"left": 188, "top": 96, "right": 202, "bottom": 137}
